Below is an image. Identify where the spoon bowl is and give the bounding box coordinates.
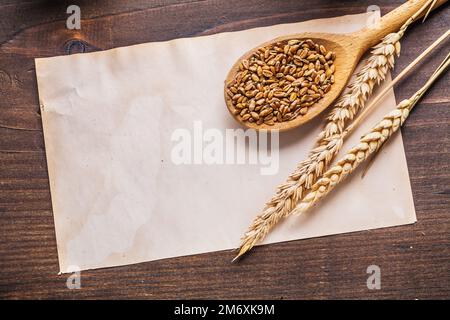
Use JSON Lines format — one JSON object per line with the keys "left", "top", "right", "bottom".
{"left": 225, "top": 33, "right": 355, "bottom": 131}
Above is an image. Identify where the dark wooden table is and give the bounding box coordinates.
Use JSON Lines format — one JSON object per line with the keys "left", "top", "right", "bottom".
{"left": 0, "top": 0, "right": 449, "bottom": 299}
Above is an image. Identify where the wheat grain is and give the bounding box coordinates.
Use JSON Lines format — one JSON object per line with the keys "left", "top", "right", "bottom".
{"left": 226, "top": 39, "right": 336, "bottom": 125}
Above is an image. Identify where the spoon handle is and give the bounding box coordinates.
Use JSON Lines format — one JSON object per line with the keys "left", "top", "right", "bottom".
{"left": 354, "top": 0, "right": 448, "bottom": 53}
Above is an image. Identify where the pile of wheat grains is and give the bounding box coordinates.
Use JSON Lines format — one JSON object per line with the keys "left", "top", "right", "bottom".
{"left": 226, "top": 39, "right": 336, "bottom": 126}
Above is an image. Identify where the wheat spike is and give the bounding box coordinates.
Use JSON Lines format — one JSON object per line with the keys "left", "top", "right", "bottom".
{"left": 234, "top": 32, "right": 402, "bottom": 262}
{"left": 234, "top": 0, "right": 440, "bottom": 261}
{"left": 293, "top": 52, "right": 449, "bottom": 216}
{"left": 318, "top": 33, "right": 400, "bottom": 141}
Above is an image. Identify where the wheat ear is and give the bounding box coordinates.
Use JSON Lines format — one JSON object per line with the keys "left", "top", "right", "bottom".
{"left": 233, "top": 0, "right": 439, "bottom": 261}
{"left": 233, "top": 37, "right": 401, "bottom": 261}
{"left": 292, "top": 52, "right": 449, "bottom": 216}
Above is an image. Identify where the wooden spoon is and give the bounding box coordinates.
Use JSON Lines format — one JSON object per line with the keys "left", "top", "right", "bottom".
{"left": 224, "top": 0, "right": 447, "bottom": 131}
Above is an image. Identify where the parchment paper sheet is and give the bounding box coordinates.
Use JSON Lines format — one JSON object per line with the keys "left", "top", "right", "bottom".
{"left": 35, "top": 12, "right": 416, "bottom": 273}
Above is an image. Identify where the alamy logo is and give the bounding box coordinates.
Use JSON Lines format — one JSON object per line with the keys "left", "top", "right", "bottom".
{"left": 171, "top": 121, "right": 279, "bottom": 175}
{"left": 66, "top": 5, "right": 81, "bottom": 30}
{"left": 366, "top": 5, "right": 381, "bottom": 28}
{"left": 366, "top": 265, "right": 381, "bottom": 290}
{"left": 66, "top": 265, "right": 81, "bottom": 290}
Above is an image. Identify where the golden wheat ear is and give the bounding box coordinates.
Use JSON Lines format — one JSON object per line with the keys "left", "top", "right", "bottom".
{"left": 292, "top": 51, "right": 450, "bottom": 217}
{"left": 233, "top": 0, "right": 447, "bottom": 261}
{"left": 234, "top": 25, "right": 404, "bottom": 261}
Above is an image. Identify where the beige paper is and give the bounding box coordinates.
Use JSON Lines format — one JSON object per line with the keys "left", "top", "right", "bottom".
{"left": 35, "top": 12, "right": 416, "bottom": 273}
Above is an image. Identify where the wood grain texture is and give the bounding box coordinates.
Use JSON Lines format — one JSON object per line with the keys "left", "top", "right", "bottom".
{"left": 0, "top": 0, "right": 448, "bottom": 299}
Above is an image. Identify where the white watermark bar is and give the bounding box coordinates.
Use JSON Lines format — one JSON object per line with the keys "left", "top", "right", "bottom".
{"left": 171, "top": 121, "right": 279, "bottom": 175}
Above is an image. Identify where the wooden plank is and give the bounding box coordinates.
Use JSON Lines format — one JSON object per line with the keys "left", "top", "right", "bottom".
{"left": 0, "top": 0, "right": 448, "bottom": 299}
